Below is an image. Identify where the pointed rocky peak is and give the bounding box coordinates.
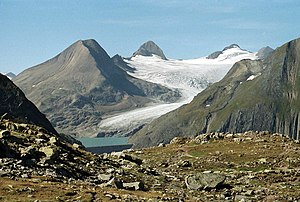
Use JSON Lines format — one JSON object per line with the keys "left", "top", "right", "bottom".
{"left": 63, "top": 39, "right": 112, "bottom": 63}
{"left": 256, "top": 46, "right": 274, "bottom": 60}
{"left": 132, "top": 41, "right": 167, "bottom": 60}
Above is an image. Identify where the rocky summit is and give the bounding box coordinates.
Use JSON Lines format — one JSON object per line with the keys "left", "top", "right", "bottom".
{"left": 132, "top": 41, "right": 167, "bottom": 60}
{"left": 130, "top": 37, "right": 300, "bottom": 148}
{"left": 1, "top": 128, "right": 299, "bottom": 201}
{"left": 256, "top": 46, "right": 274, "bottom": 60}
{"left": 13, "top": 39, "right": 179, "bottom": 137}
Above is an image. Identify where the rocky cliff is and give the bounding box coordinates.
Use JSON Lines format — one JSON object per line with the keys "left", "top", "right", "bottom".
{"left": 130, "top": 37, "right": 300, "bottom": 148}
{"left": 0, "top": 73, "right": 56, "bottom": 134}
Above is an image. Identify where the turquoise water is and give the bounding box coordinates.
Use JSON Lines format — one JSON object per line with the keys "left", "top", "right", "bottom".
{"left": 77, "top": 137, "right": 129, "bottom": 148}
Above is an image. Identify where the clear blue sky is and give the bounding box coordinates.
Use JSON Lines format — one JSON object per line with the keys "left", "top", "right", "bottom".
{"left": 1, "top": 0, "right": 300, "bottom": 74}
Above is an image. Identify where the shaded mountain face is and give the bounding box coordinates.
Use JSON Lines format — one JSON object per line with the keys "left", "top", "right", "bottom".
{"left": 132, "top": 41, "right": 167, "bottom": 60}
{"left": 130, "top": 37, "right": 300, "bottom": 148}
{"left": 13, "top": 39, "right": 179, "bottom": 137}
{"left": 112, "top": 54, "right": 136, "bottom": 73}
{"left": 0, "top": 73, "right": 56, "bottom": 134}
{"left": 256, "top": 46, "right": 274, "bottom": 60}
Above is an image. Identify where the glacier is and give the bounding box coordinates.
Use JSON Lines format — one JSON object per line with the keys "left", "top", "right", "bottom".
{"left": 96, "top": 47, "right": 258, "bottom": 137}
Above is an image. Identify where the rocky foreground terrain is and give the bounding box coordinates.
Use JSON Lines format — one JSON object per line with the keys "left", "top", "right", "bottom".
{"left": 1, "top": 117, "right": 299, "bottom": 201}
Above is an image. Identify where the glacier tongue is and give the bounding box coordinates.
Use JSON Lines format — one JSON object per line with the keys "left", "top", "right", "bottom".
{"left": 96, "top": 50, "right": 258, "bottom": 137}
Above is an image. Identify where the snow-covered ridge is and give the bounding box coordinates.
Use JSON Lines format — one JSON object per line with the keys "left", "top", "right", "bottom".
{"left": 126, "top": 48, "right": 257, "bottom": 100}
{"left": 96, "top": 46, "right": 258, "bottom": 136}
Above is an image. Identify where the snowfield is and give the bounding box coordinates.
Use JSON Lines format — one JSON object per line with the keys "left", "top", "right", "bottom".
{"left": 96, "top": 47, "right": 258, "bottom": 136}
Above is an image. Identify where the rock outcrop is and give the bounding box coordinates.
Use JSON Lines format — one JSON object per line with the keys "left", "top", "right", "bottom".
{"left": 0, "top": 73, "right": 56, "bottom": 134}
{"left": 13, "top": 39, "right": 179, "bottom": 137}
{"left": 132, "top": 41, "right": 167, "bottom": 60}
{"left": 130, "top": 37, "right": 300, "bottom": 148}
{"left": 0, "top": 117, "right": 149, "bottom": 191}
{"left": 112, "top": 54, "right": 136, "bottom": 72}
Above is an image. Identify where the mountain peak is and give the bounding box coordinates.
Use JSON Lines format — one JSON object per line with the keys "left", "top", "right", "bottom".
{"left": 14, "top": 39, "right": 178, "bottom": 137}
{"left": 207, "top": 44, "right": 246, "bottom": 59}
{"left": 222, "top": 44, "right": 241, "bottom": 51}
{"left": 132, "top": 41, "right": 167, "bottom": 60}
{"left": 256, "top": 46, "right": 274, "bottom": 60}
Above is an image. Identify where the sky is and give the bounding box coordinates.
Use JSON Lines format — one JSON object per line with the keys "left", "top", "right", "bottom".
{"left": 1, "top": 0, "right": 300, "bottom": 74}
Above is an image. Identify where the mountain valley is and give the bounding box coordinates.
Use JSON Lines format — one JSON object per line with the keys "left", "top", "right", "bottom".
{"left": 1, "top": 37, "right": 300, "bottom": 201}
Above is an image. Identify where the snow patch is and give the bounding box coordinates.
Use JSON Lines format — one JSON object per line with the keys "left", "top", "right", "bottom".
{"left": 247, "top": 73, "right": 261, "bottom": 81}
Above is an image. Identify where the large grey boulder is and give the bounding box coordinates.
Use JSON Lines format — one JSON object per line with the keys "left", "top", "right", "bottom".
{"left": 185, "top": 173, "right": 226, "bottom": 190}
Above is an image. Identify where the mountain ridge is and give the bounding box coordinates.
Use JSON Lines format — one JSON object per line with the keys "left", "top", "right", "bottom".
{"left": 13, "top": 39, "right": 179, "bottom": 137}
{"left": 130, "top": 37, "right": 300, "bottom": 148}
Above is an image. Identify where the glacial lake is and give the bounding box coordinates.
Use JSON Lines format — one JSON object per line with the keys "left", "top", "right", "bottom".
{"left": 77, "top": 137, "right": 129, "bottom": 148}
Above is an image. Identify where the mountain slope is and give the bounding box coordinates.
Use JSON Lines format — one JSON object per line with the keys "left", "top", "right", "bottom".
{"left": 130, "top": 37, "right": 300, "bottom": 148}
{"left": 132, "top": 41, "right": 167, "bottom": 60}
{"left": 0, "top": 73, "right": 56, "bottom": 134}
{"left": 13, "top": 39, "right": 179, "bottom": 137}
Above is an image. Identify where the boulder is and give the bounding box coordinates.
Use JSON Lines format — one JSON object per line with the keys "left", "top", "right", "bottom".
{"left": 98, "top": 173, "right": 112, "bottom": 181}
{"left": 0, "top": 130, "right": 10, "bottom": 138}
{"left": 170, "top": 137, "right": 189, "bottom": 145}
{"left": 113, "top": 152, "right": 143, "bottom": 165}
{"left": 185, "top": 173, "right": 226, "bottom": 190}
{"left": 39, "top": 146, "right": 59, "bottom": 160}
{"left": 123, "top": 181, "right": 145, "bottom": 191}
